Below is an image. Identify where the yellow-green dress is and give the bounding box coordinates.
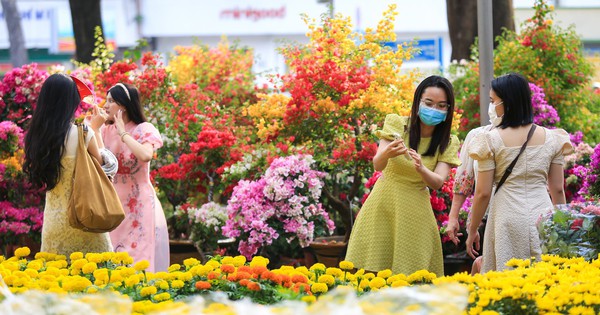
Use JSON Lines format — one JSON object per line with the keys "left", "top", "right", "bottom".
{"left": 346, "top": 114, "right": 460, "bottom": 275}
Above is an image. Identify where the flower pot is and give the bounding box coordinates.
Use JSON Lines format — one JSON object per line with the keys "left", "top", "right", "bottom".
{"left": 443, "top": 251, "right": 474, "bottom": 276}
{"left": 309, "top": 236, "right": 347, "bottom": 268}
{"left": 169, "top": 239, "right": 205, "bottom": 265}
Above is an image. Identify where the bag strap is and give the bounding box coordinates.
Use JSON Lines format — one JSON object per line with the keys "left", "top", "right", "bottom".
{"left": 494, "top": 124, "right": 537, "bottom": 194}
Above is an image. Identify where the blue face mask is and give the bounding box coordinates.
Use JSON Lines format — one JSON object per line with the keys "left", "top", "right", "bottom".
{"left": 418, "top": 103, "right": 447, "bottom": 126}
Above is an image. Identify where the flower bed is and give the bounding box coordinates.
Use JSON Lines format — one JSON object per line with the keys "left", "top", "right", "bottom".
{"left": 1, "top": 248, "right": 598, "bottom": 314}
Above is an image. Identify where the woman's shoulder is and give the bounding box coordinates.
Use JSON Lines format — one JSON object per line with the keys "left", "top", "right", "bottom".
{"left": 545, "top": 127, "right": 574, "bottom": 155}
{"left": 375, "top": 114, "right": 409, "bottom": 140}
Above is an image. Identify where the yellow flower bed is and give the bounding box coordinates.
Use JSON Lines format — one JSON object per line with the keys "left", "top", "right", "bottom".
{"left": 1, "top": 248, "right": 599, "bottom": 314}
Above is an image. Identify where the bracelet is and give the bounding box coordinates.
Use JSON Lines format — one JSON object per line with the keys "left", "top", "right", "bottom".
{"left": 120, "top": 131, "right": 130, "bottom": 142}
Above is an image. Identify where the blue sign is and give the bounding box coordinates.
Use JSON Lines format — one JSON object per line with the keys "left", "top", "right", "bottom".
{"left": 382, "top": 38, "right": 443, "bottom": 68}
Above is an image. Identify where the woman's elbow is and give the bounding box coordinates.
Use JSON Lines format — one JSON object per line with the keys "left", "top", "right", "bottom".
{"left": 474, "top": 190, "right": 491, "bottom": 201}
{"left": 549, "top": 185, "right": 565, "bottom": 198}
{"left": 138, "top": 152, "right": 153, "bottom": 163}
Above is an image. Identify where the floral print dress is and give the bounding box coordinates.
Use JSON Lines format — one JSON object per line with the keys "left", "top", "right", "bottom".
{"left": 102, "top": 122, "right": 169, "bottom": 272}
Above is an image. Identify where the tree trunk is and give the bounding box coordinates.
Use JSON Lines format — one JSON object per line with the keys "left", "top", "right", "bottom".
{"left": 1, "top": 0, "right": 28, "bottom": 67}
{"left": 69, "top": 0, "right": 103, "bottom": 63}
{"left": 446, "top": 0, "right": 515, "bottom": 61}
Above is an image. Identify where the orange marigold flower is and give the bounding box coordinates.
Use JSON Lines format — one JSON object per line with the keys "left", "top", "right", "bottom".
{"left": 237, "top": 266, "right": 252, "bottom": 273}
{"left": 247, "top": 281, "right": 261, "bottom": 291}
{"left": 236, "top": 271, "right": 252, "bottom": 281}
{"left": 220, "top": 264, "right": 235, "bottom": 274}
{"left": 239, "top": 279, "right": 250, "bottom": 287}
{"left": 291, "top": 274, "right": 308, "bottom": 283}
{"left": 195, "top": 281, "right": 211, "bottom": 290}
{"left": 252, "top": 266, "right": 268, "bottom": 277}
{"left": 294, "top": 283, "right": 310, "bottom": 293}
{"left": 207, "top": 271, "right": 220, "bottom": 280}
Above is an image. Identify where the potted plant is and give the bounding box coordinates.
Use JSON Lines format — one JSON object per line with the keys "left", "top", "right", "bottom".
{"left": 222, "top": 154, "right": 335, "bottom": 267}
{"left": 538, "top": 201, "right": 600, "bottom": 261}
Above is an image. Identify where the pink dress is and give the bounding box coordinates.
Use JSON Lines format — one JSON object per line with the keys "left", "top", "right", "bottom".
{"left": 102, "top": 122, "right": 169, "bottom": 272}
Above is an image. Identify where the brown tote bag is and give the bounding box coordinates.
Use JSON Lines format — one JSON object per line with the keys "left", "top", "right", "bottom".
{"left": 68, "top": 124, "right": 125, "bottom": 232}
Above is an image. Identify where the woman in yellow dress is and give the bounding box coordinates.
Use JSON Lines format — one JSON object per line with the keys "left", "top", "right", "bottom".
{"left": 346, "top": 75, "right": 460, "bottom": 275}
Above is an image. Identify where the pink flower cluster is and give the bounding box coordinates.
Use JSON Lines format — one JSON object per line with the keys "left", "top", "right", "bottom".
{"left": 223, "top": 154, "right": 335, "bottom": 258}
{"left": 0, "top": 201, "right": 43, "bottom": 245}
{"left": 0, "top": 64, "right": 48, "bottom": 125}
{"left": 0, "top": 121, "right": 24, "bottom": 157}
{"left": 529, "top": 83, "right": 560, "bottom": 127}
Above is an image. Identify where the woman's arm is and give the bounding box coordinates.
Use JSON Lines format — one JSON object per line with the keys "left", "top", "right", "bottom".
{"left": 548, "top": 163, "right": 566, "bottom": 205}
{"left": 121, "top": 135, "right": 154, "bottom": 162}
{"left": 87, "top": 134, "right": 104, "bottom": 164}
{"left": 465, "top": 169, "right": 494, "bottom": 258}
{"left": 407, "top": 148, "right": 450, "bottom": 190}
{"left": 447, "top": 193, "right": 468, "bottom": 244}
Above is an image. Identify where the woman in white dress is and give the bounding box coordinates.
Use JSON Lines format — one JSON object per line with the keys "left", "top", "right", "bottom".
{"left": 465, "top": 73, "right": 573, "bottom": 272}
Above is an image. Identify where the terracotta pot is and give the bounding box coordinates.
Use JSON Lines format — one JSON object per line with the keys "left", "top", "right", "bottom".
{"left": 309, "top": 236, "right": 347, "bottom": 268}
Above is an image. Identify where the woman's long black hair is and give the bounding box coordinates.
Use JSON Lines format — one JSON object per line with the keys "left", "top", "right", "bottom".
{"left": 408, "top": 75, "right": 455, "bottom": 156}
{"left": 23, "top": 73, "right": 80, "bottom": 191}
{"left": 108, "top": 83, "right": 146, "bottom": 124}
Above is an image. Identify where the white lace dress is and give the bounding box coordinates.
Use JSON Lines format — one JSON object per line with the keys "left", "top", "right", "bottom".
{"left": 468, "top": 126, "right": 573, "bottom": 272}
{"left": 40, "top": 125, "right": 113, "bottom": 255}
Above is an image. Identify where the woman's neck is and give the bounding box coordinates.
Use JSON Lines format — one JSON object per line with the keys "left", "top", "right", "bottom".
{"left": 420, "top": 123, "right": 435, "bottom": 138}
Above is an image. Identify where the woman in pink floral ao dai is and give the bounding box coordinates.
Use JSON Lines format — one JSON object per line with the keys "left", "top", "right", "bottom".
{"left": 91, "top": 83, "right": 169, "bottom": 272}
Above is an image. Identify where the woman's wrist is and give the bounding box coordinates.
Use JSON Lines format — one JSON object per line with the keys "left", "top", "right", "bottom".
{"left": 119, "top": 130, "right": 130, "bottom": 142}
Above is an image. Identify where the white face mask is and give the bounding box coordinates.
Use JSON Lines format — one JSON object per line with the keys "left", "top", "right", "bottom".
{"left": 488, "top": 101, "right": 503, "bottom": 126}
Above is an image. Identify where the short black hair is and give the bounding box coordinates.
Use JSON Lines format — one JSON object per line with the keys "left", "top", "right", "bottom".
{"left": 492, "top": 73, "right": 533, "bottom": 128}
{"left": 409, "top": 75, "right": 455, "bottom": 156}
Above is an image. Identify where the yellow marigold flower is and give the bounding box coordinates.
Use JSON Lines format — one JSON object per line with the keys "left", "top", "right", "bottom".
{"left": 221, "top": 257, "right": 234, "bottom": 265}
{"left": 85, "top": 253, "right": 102, "bottom": 264}
{"left": 171, "top": 279, "right": 185, "bottom": 289}
{"left": 71, "top": 258, "right": 88, "bottom": 270}
{"left": 27, "top": 260, "right": 43, "bottom": 271}
{"left": 376, "top": 269, "right": 392, "bottom": 279}
{"left": 183, "top": 258, "right": 200, "bottom": 268}
{"left": 339, "top": 260, "right": 354, "bottom": 271}
{"left": 310, "top": 283, "right": 328, "bottom": 294}
{"left": 110, "top": 270, "right": 124, "bottom": 283}
{"left": 140, "top": 286, "right": 158, "bottom": 297}
{"left": 301, "top": 295, "right": 316, "bottom": 303}
{"left": 86, "top": 286, "right": 98, "bottom": 294}
{"left": 391, "top": 279, "right": 409, "bottom": 287}
{"left": 249, "top": 256, "right": 269, "bottom": 267}
{"left": 14, "top": 247, "right": 30, "bottom": 258}
{"left": 318, "top": 274, "right": 335, "bottom": 286}
{"left": 309, "top": 263, "right": 326, "bottom": 272}
{"left": 359, "top": 278, "right": 370, "bottom": 290}
{"left": 156, "top": 280, "right": 170, "bottom": 290}
{"left": 24, "top": 268, "right": 38, "bottom": 278}
{"left": 70, "top": 252, "right": 84, "bottom": 261}
{"left": 153, "top": 292, "right": 171, "bottom": 302}
{"left": 125, "top": 274, "right": 141, "bottom": 287}
{"left": 369, "top": 276, "right": 387, "bottom": 289}
{"left": 233, "top": 256, "right": 246, "bottom": 267}
{"left": 134, "top": 260, "right": 151, "bottom": 271}
{"left": 354, "top": 268, "right": 365, "bottom": 277}
{"left": 168, "top": 264, "right": 181, "bottom": 272}
{"left": 325, "top": 267, "right": 342, "bottom": 277}
{"left": 363, "top": 272, "right": 375, "bottom": 280}
{"left": 205, "top": 260, "right": 221, "bottom": 270}
{"left": 82, "top": 262, "right": 98, "bottom": 274}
